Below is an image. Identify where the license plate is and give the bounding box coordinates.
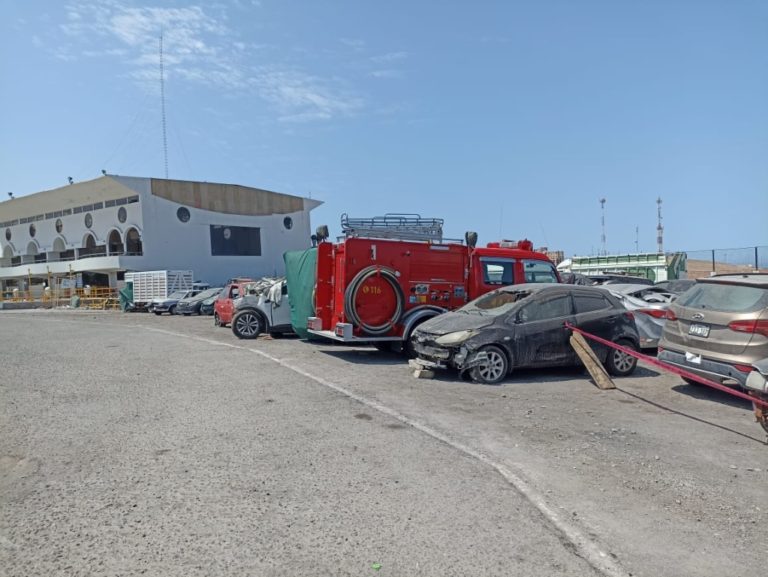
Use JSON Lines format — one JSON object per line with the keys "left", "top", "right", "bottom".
{"left": 688, "top": 323, "right": 710, "bottom": 338}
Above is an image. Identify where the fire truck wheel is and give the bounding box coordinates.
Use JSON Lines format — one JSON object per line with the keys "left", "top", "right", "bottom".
{"left": 470, "top": 345, "right": 509, "bottom": 385}
{"left": 232, "top": 310, "right": 265, "bottom": 339}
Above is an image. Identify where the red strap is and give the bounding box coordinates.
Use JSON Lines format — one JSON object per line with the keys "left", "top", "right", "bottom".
{"left": 564, "top": 322, "right": 768, "bottom": 409}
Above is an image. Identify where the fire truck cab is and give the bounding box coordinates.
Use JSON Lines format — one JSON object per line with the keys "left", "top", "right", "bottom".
{"left": 307, "top": 214, "right": 560, "bottom": 349}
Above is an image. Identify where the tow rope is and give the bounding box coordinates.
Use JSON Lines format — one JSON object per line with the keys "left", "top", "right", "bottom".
{"left": 564, "top": 322, "right": 768, "bottom": 409}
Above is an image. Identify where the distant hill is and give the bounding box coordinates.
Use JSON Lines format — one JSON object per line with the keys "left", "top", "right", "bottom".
{"left": 686, "top": 259, "right": 766, "bottom": 279}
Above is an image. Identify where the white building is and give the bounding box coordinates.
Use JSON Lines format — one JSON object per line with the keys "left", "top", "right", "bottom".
{"left": 0, "top": 175, "right": 322, "bottom": 292}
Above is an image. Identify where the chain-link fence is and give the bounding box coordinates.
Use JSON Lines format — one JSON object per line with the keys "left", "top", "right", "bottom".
{"left": 682, "top": 245, "right": 767, "bottom": 277}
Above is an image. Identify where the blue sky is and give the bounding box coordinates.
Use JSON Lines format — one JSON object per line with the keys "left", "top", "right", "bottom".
{"left": 2, "top": 0, "right": 767, "bottom": 257}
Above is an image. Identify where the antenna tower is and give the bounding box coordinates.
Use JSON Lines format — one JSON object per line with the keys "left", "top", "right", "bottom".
{"left": 656, "top": 197, "right": 664, "bottom": 254}
{"left": 160, "top": 33, "right": 169, "bottom": 179}
{"left": 599, "top": 198, "right": 607, "bottom": 255}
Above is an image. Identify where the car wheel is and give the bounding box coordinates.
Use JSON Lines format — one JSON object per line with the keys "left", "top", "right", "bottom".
{"left": 470, "top": 345, "right": 509, "bottom": 385}
{"left": 169, "top": 306, "right": 176, "bottom": 316}
{"left": 605, "top": 339, "right": 638, "bottom": 376}
{"left": 232, "top": 311, "right": 264, "bottom": 339}
{"left": 214, "top": 313, "right": 223, "bottom": 327}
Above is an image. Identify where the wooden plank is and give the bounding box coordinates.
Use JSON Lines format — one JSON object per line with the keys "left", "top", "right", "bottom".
{"left": 570, "top": 332, "right": 616, "bottom": 390}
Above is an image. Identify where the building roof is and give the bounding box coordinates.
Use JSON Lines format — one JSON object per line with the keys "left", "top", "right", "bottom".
{"left": 0, "top": 176, "right": 322, "bottom": 223}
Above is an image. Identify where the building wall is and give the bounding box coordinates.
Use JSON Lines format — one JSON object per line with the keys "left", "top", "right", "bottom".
{"left": 0, "top": 175, "right": 321, "bottom": 287}
{"left": 135, "top": 180, "right": 315, "bottom": 285}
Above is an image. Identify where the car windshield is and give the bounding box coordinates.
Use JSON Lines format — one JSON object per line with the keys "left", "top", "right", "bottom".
{"left": 676, "top": 283, "right": 768, "bottom": 313}
{"left": 196, "top": 288, "right": 221, "bottom": 299}
{"left": 461, "top": 289, "right": 534, "bottom": 316}
{"left": 522, "top": 260, "right": 559, "bottom": 283}
{"left": 168, "top": 291, "right": 188, "bottom": 299}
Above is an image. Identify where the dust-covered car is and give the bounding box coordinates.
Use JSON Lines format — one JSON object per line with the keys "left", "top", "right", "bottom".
{"left": 175, "top": 287, "right": 223, "bottom": 316}
{"left": 605, "top": 284, "right": 673, "bottom": 348}
{"left": 658, "top": 274, "right": 768, "bottom": 387}
{"left": 410, "top": 284, "right": 640, "bottom": 384}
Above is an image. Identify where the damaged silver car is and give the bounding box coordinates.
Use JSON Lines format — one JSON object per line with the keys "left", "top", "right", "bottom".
{"left": 410, "top": 284, "right": 640, "bottom": 384}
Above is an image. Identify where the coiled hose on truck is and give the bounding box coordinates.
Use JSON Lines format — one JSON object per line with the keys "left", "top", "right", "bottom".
{"left": 343, "top": 266, "right": 404, "bottom": 335}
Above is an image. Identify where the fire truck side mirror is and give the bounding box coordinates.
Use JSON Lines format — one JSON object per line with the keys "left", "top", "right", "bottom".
{"left": 465, "top": 231, "right": 478, "bottom": 248}
{"left": 316, "top": 225, "right": 330, "bottom": 243}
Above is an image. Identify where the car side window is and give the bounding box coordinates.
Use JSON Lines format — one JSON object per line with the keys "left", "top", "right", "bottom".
{"left": 230, "top": 286, "right": 240, "bottom": 299}
{"left": 573, "top": 294, "right": 610, "bottom": 313}
{"left": 519, "top": 295, "right": 572, "bottom": 322}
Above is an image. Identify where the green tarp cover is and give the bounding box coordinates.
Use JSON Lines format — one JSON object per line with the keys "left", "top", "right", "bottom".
{"left": 119, "top": 282, "right": 134, "bottom": 312}
{"left": 283, "top": 248, "right": 318, "bottom": 339}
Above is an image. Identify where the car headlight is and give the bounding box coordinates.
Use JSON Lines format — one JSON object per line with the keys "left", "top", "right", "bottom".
{"left": 435, "top": 330, "right": 475, "bottom": 346}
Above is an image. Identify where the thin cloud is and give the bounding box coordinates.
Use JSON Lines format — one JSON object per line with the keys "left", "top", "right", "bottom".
{"left": 370, "top": 51, "right": 407, "bottom": 63}
{"left": 56, "top": 0, "right": 364, "bottom": 122}
{"left": 370, "top": 70, "right": 403, "bottom": 79}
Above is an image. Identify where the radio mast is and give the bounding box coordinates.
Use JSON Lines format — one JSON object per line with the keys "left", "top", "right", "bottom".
{"left": 599, "top": 198, "right": 607, "bottom": 255}
{"left": 160, "top": 33, "right": 169, "bottom": 179}
{"left": 656, "top": 197, "right": 664, "bottom": 254}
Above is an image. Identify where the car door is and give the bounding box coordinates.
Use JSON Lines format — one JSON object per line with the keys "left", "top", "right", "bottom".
{"left": 511, "top": 292, "right": 575, "bottom": 367}
{"left": 572, "top": 290, "right": 623, "bottom": 360}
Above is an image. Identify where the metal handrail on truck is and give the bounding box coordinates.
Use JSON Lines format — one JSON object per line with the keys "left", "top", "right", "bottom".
{"left": 340, "top": 213, "right": 445, "bottom": 242}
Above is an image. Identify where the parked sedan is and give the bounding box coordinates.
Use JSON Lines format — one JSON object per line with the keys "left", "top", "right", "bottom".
{"left": 658, "top": 274, "right": 768, "bottom": 387}
{"left": 152, "top": 289, "right": 203, "bottom": 315}
{"left": 604, "top": 283, "right": 673, "bottom": 348}
{"left": 175, "top": 287, "right": 223, "bottom": 316}
{"left": 200, "top": 293, "right": 219, "bottom": 316}
{"left": 411, "top": 284, "right": 640, "bottom": 384}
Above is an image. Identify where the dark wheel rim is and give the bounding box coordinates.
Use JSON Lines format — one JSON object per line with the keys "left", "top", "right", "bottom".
{"left": 476, "top": 349, "right": 506, "bottom": 382}
{"left": 236, "top": 313, "right": 260, "bottom": 337}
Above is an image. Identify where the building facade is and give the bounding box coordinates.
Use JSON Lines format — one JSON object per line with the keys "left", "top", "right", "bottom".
{"left": 0, "top": 175, "right": 322, "bottom": 293}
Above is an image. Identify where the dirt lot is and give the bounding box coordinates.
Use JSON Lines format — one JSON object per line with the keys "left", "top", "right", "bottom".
{"left": 1, "top": 310, "right": 766, "bottom": 577}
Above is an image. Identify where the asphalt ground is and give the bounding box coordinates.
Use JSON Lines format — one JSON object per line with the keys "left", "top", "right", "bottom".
{"left": 1, "top": 310, "right": 766, "bottom": 577}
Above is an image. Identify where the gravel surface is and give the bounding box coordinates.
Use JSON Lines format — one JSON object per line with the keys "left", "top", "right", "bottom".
{"left": 1, "top": 310, "right": 766, "bottom": 577}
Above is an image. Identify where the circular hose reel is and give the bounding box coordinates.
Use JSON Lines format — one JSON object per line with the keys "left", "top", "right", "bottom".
{"left": 344, "top": 266, "right": 404, "bottom": 335}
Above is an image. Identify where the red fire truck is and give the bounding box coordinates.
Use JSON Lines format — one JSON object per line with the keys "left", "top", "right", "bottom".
{"left": 307, "top": 214, "right": 560, "bottom": 350}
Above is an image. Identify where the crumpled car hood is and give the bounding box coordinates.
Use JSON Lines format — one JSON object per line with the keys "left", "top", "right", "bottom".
{"left": 418, "top": 311, "right": 496, "bottom": 336}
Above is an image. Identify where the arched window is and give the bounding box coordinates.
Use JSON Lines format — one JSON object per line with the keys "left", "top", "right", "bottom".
{"left": 107, "top": 230, "right": 124, "bottom": 255}
{"left": 125, "top": 228, "right": 143, "bottom": 255}
{"left": 52, "top": 238, "right": 66, "bottom": 253}
{"left": 26, "top": 241, "right": 39, "bottom": 256}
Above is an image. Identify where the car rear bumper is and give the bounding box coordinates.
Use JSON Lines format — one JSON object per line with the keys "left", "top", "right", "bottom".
{"left": 658, "top": 348, "right": 749, "bottom": 387}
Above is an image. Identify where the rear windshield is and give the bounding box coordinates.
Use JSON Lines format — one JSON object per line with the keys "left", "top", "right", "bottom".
{"left": 677, "top": 283, "right": 768, "bottom": 313}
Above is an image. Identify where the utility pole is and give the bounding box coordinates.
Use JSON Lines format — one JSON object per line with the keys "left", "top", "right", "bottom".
{"left": 599, "top": 198, "right": 607, "bottom": 256}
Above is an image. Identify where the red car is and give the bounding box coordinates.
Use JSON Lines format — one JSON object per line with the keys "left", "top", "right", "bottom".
{"left": 214, "top": 278, "right": 254, "bottom": 327}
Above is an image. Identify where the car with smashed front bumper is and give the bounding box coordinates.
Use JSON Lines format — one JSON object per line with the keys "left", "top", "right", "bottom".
{"left": 410, "top": 283, "right": 640, "bottom": 384}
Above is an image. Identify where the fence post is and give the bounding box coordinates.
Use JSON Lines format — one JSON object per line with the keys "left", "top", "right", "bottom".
{"left": 711, "top": 250, "right": 716, "bottom": 275}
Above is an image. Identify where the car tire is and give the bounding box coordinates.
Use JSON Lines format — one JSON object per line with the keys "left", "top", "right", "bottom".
{"left": 232, "top": 310, "right": 264, "bottom": 339}
{"left": 470, "top": 345, "right": 509, "bottom": 385}
{"left": 605, "top": 339, "right": 638, "bottom": 376}
{"left": 169, "top": 306, "right": 176, "bottom": 316}
{"left": 214, "top": 313, "right": 223, "bottom": 327}
{"left": 154, "top": 311, "right": 162, "bottom": 316}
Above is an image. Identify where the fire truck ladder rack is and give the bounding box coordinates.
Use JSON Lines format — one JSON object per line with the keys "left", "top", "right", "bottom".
{"left": 340, "top": 213, "right": 445, "bottom": 242}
